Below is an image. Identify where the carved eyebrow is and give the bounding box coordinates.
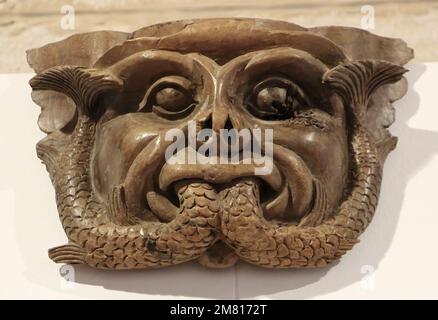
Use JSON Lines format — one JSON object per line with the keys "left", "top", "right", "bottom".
{"left": 243, "top": 47, "right": 329, "bottom": 75}
{"left": 219, "top": 47, "right": 329, "bottom": 90}
{"left": 107, "top": 50, "right": 197, "bottom": 79}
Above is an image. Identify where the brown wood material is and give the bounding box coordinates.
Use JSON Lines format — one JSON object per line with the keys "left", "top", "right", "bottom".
{"left": 27, "top": 18, "right": 413, "bottom": 269}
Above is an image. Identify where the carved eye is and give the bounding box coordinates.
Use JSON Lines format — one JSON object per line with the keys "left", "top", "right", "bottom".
{"left": 139, "top": 76, "right": 196, "bottom": 119}
{"left": 247, "top": 77, "right": 308, "bottom": 121}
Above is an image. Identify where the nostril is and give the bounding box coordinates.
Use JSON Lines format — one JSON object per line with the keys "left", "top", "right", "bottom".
{"left": 219, "top": 118, "right": 247, "bottom": 158}
{"left": 224, "top": 118, "right": 234, "bottom": 131}
{"left": 200, "top": 116, "right": 213, "bottom": 130}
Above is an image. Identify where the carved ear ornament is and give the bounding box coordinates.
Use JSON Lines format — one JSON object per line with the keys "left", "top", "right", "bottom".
{"left": 29, "top": 66, "right": 123, "bottom": 120}
{"left": 323, "top": 59, "right": 407, "bottom": 123}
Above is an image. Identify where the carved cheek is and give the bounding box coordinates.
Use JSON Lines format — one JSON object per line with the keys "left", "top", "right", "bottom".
{"left": 92, "top": 116, "right": 156, "bottom": 199}
{"left": 301, "top": 131, "right": 346, "bottom": 174}
{"left": 276, "top": 128, "right": 348, "bottom": 208}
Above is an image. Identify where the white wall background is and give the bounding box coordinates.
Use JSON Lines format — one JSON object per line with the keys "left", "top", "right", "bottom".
{"left": 1, "top": 63, "right": 437, "bottom": 299}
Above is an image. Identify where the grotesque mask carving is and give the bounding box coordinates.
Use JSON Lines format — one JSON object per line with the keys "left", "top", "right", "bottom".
{"left": 28, "top": 18, "right": 413, "bottom": 269}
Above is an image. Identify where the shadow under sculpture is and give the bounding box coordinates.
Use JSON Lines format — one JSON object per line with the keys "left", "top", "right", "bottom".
{"left": 27, "top": 18, "right": 414, "bottom": 270}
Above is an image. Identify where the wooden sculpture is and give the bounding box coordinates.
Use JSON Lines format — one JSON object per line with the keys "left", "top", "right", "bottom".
{"left": 27, "top": 18, "right": 413, "bottom": 269}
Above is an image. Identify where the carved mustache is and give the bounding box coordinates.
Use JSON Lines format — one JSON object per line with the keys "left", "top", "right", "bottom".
{"left": 122, "top": 144, "right": 316, "bottom": 225}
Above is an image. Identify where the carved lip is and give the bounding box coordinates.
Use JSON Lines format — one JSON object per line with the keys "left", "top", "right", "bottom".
{"left": 141, "top": 145, "right": 315, "bottom": 223}
{"left": 148, "top": 159, "right": 285, "bottom": 222}
{"left": 158, "top": 160, "right": 282, "bottom": 193}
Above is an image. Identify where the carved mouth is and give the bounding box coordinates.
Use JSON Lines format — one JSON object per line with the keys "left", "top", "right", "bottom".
{"left": 121, "top": 137, "right": 316, "bottom": 224}
{"left": 159, "top": 161, "right": 282, "bottom": 193}
{"left": 145, "top": 161, "right": 279, "bottom": 221}
{"left": 145, "top": 150, "right": 316, "bottom": 223}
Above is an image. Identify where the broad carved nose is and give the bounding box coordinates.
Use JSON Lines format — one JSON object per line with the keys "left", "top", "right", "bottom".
{"left": 199, "top": 112, "right": 247, "bottom": 157}
{"left": 211, "top": 80, "right": 236, "bottom": 134}
{"left": 211, "top": 103, "right": 229, "bottom": 133}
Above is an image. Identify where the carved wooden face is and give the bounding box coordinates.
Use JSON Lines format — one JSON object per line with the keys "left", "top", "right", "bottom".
{"left": 92, "top": 48, "right": 348, "bottom": 223}
{"left": 29, "top": 19, "right": 411, "bottom": 269}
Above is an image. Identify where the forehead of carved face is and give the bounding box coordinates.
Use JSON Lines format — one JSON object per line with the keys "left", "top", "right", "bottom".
{"left": 91, "top": 21, "right": 349, "bottom": 223}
